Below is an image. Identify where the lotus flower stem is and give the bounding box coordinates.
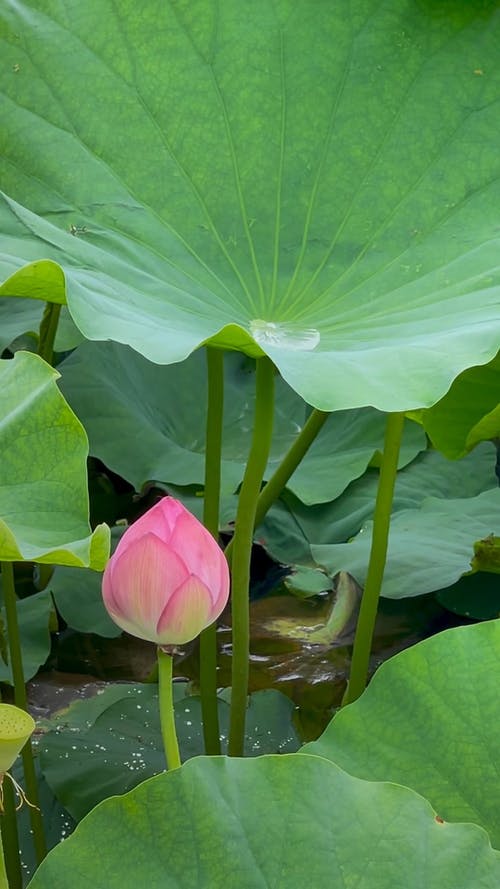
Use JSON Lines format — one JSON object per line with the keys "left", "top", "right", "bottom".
{"left": 225, "top": 408, "right": 329, "bottom": 564}
{"left": 37, "top": 301, "right": 61, "bottom": 365}
{"left": 1, "top": 563, "right": 46, "bottom": 862}
{"left": 200, "top": 347, "right": 225, "bottom": 756}
{"left": 157, "top": 647, "right": 181, "bottom": 770}
{"left": 228, "top": 357, "right": 275, "bottom": 756}
{"left": 0, "top": 779, "right": 21, "bottom": 889}
{"left": 342, "top": 412, "right": 405, "bottom": 705}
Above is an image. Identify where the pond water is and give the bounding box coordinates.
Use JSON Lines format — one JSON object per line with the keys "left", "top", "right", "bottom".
{"left": 28, "top": 583, "right": 466, "bottom": 741}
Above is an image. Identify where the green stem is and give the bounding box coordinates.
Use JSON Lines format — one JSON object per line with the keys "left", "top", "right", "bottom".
{"left": 228, "top": 357, "right": 275, "bottom": 756}
{"left": 157, "top": 648, "right": 181, "bottom": 770}
{"left": 0, "top": 816, "right": 11, "bottom": 889}
{"left": 199, "top": 348, "right": 224, "bottom": 756}
{"left": 0, "top": 779, "right": 22, "bottom": 889}
{"left": 0, "top": 827, "right": 8, "bottom": 889}
{"left": 37, "top": 302, "right": 61, "bottom": 365}
{"left": 1, "top": 563, "right": 46, "bottom": 863}
{"left": 225, "top": 408, "right": 328, "bottom": 564}
{"left": 342, "top": 412, "right": 405, "bottom": 705}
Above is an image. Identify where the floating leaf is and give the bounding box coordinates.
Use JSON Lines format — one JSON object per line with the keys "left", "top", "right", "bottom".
{"left": 283, "top": 565, "right": 331, "bottom": 599}
{"left": 40, "top": 684, "right": 299, "bottom": 820}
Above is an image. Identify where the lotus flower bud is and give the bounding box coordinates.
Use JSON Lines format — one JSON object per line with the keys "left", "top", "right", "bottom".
{"left": 102, "top": 497, "right": 230, "bottom": 646}
{"left": 0, "top": 704, "right": 35, "bottom": 773}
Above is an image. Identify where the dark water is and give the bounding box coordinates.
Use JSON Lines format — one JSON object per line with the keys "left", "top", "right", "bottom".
{"left": 37, "top": 585, "right": 460, "bottom": 741}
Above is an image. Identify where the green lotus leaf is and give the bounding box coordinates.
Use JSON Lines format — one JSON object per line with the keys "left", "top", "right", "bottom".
{"left": 470, "top": 407, "right": 500, "bottom": 452}
{"left": 257, "top": 443, "right": 497, "bottom": 568}
{"left": 305, "top": 620, "right": 500, "bottom": 848}
{"left": 28, "top": 755, "right": 500, "bottom": 889}
{"left": 46, "top": 526, "right": 124, "bottom": 638}
{"left": 47, "top": 564, "right": 121, "bottom": 638}
{"left": 0, "top": 589, "right": 53, "bottom": 683}
{"left": 0, "top": 297, "right": 83, "bottom": 355}
{"left": 0, "top": 260, "right": 66, "bottom": 304}
{"left": 422, "top": 352, "right": 500, "bottom": 458}
{"left": 2, "top": 2, "right": 500, "bottom": 411}
{"left": 0, "top": 351, "right": 109, "bottom": 567}
{"left": 312, "top": 486, "right": 500, "bottom": 598}
{"left": 0, "top": 296, "right": 43, "bottom": 353}
{"left": 437, "top": 572, "right": 500, "bottom": 620}
{"left": 40, "top": 685, "right": 299, "bottom": 820}
{"left": 59, "top": 341, "right": 424, "bottom": 503}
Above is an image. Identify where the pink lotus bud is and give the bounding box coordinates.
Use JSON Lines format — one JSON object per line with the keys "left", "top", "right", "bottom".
{"left": 102, "top": 498, "right": 230, "bottom": 646}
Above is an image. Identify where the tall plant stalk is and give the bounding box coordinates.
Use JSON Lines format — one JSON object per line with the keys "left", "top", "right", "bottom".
{"left": 228, "top": 357, "right": 275, "bottom": 756}
{"left": 157, "top": 647, "right": 181, "bottom": 770}
{"left": 342, "top": 412, "right": 405, "bottom": 705}
{"left": 200, "top": 347, "right": 224, "bottom": 755}
{"left": 225, "top": 407, "right": 328, "bottom": 564}
{"left": 254, "top": 408, "right": 329, "bottom": 526}
{"left": 37, "top": 302, "right": 61, "bottom": 365}
{"left": 0, "top": 820, "right": 11, "bottom": 889}
{"left": 0, "top": 778, "right": 22, "bottom": 889}
{"left": 1, "top": 563, "right": 46, "bottom": 862}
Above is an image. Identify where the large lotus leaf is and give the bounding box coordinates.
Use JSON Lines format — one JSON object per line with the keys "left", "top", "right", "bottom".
{"left": 48, "top": 564, "right": 121, "bottom": 638}
{"left": 0, "top": 296, "right": 80, "bottom": 354}
{"left": 47, "top": 525, "right": 123, "bottom": 638}
{"left": 59, "top": 340, "right": 424, "bottom": 502}
{"left": 40, "top": 684, "right": 299, "bottom": 820}
{"left": 305, "top": 620, "right": 500, "bottom": 848}
{"left": 52, "top": 306, "right": 85, "bottom": 351}
{"left": 0, "top": 351, "right": 109, "bottom": 567}
{"left": 0, "top": 296, "right": 43, "bottom": 352}
{"left": 421, "top": 352, "right": 500, "bottom": 458}
{"left": 3, "top": 2, "right": 500, "bottom": 413}
{"left": 436, "top": 572, "right": 500, "bottom": 621}
{"left": 28, "top": 755, "right": 500, "bottom": 889}
{"left": 0, "top": 260, "right": 66, "bottom": 304}
{"left": 312, "top": 486, "right": 500, "bottom": 598}
{"left": 256, "top": 443, "right": 497, "bottom": 567}
{"left": 0, "top": 588, "right": 52, "bottom": 683}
